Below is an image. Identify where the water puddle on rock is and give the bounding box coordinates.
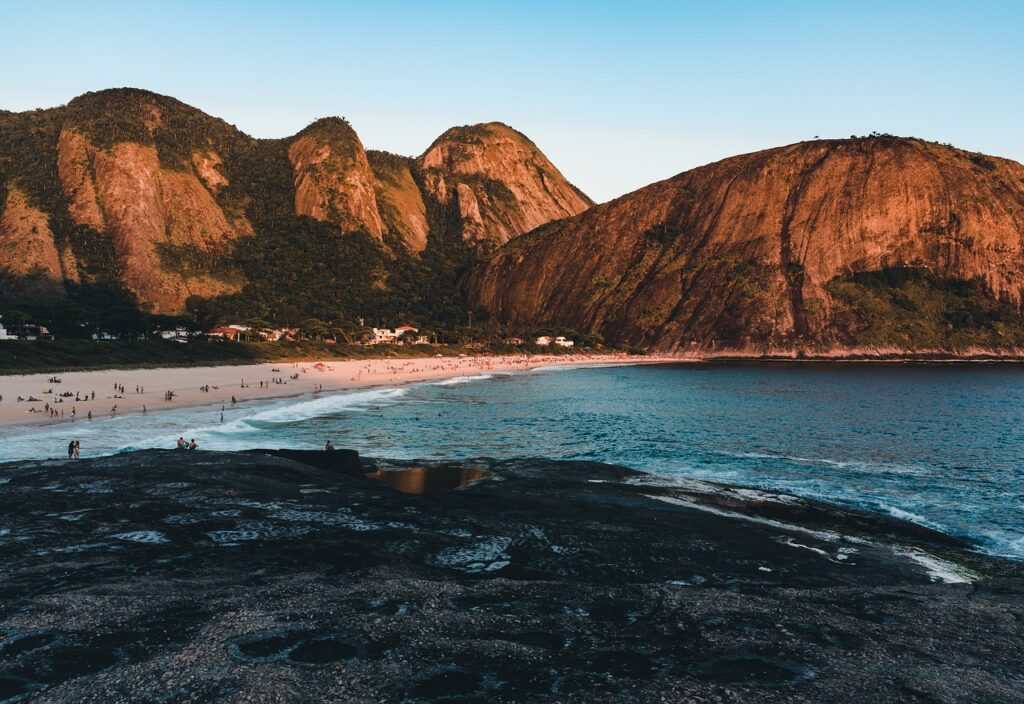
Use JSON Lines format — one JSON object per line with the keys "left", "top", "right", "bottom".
{"left": 366, "top": 465, "right": 491, "bottom": 495}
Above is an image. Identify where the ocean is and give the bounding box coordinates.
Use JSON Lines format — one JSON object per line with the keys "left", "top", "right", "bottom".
{"left": 2, "top": 362, "right": 1022, "bottom": 560}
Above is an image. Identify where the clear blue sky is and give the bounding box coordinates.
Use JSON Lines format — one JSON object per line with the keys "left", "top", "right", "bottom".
{"left": 3, "top": 0, "right": 1021, "bottom": 202}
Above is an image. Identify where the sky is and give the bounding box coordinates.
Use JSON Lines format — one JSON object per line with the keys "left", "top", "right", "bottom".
{"left": 2, "top": 0, "right": 1022, "bottom": 202}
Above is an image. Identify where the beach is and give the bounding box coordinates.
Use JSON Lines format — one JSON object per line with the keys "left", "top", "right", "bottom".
{"left": 0, "top": 353, "right": 665, "bottom": 429}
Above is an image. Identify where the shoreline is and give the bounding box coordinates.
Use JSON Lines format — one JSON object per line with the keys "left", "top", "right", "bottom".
{"left": 0, "top": 353, "right": 675, "bottom": 431}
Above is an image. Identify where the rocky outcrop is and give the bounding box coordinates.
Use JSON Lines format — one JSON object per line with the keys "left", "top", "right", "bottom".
{"left": 1, "top": 449, "right": 1021, "bottom": 703}
{"left": 191, "top": 150, "right": 229, "bottom": 192}
{"left": 57, "top": 130, "right": 243, "bottom": 312}
{"left": 466, "top": 138, "right": 1024, "bottom": 352}
{"left": 367, "top": 151, "right": 429, "bottom": 251}
{"left": 288, "top": 118, "right": 384, "bottom": 239}
{"left": 418, "top": 122, "right": 592, "bottom": 244}
{"left": 56, "top": 128, "right": 105, "bottom": 231}
{"left": 0, "top": 187, "right": 64, "bottom": 280}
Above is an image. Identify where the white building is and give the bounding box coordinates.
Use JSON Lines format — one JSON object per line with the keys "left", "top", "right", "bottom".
{"left": 0, "top": 319, "right": 15, "bottom": 340}
{"left": 370, "top": 326, "right": 419, "bottom": 345}
{"left": 159, "top": 327, "right": 189, "bottom": 340}
{"left": 535, "top": 336, "right": 553, "bottom": 346}
{"left": 554, "top": 336, "right": 574, "bottom": 348}
{"left": 370, "top": 327, "right": 400, "bottom": 344}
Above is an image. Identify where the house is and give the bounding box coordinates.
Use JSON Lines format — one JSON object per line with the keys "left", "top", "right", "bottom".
{"left": 554, "top": 336, "right": 574, "bottom": 348}
{"left": 159, "top": 327, "right": 190, "bottom": 341}
{"left": 370, "top": 326, "right": 419, "bottom": 345}
{"left": 505, "top": 337, "right": 525, "bottom": 346}
{"left": 208, "top": 325, "right": 251, "bottom": 341}
{"left": 370, "top": 327, "right": 400, "bottom": 344}
{"left": 535, "top": 336, "right": 553, "bottom": 346}
{"left": 0, "top": 319, "right": 15, "bottom": 341}
{"left": 11, "top": 324, "right": 53, "bottom": 341}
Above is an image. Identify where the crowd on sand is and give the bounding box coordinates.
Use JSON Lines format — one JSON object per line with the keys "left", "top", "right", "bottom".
{"left": 2, "top": 354, "right": 654, "bottom": 457}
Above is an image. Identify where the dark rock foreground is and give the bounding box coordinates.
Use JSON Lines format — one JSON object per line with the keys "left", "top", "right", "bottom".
{"left": 1, "top": 450, "right": 1022, "bottom": 703}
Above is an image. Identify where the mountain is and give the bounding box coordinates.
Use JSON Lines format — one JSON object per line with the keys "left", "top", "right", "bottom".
{"left": 465, "top": 136, "right": 1024, "bottom": 355}
{"left": 417, "top": 123, "right": 592, "bottom": 245}
{"left": 0, "top": 88, "right": 590, "bottom": 324}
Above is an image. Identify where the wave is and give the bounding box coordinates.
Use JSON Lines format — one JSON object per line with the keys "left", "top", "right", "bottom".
{"left": 431, "top": 373, "right": 499, "bottom": 386}
{"left": 719, "top": 450, "right": 927, "bottom": 475}
{"left": 430, "top": 370, "right": 512, "bottom": 386}
{"left": 528, "top": 361, "right": 640, "bottom": 373}
{"left": 195, "top": 386, "right": 411, "bottom": 438}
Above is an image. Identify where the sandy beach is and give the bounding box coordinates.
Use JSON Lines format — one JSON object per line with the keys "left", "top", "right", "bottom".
{"left": 0, "top": 353, "right": 669, "bottom": 429}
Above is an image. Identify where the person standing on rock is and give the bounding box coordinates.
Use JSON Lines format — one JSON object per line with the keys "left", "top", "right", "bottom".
{"left": 67, "top": 440, "right": 75, "bottom": 460}
{"left": 74, "top": 441, "right": 80, "bottom": 459}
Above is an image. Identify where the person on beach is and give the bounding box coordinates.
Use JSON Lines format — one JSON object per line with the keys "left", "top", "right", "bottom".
{"left": 188, "top": 439, "right": 198, "bottom": 450}
{"left": 142, "top": 405, "right": 147, "bottom": 415}
{"left": 74, "top": 441, "right": 80, "bottom": 459}
{"left": 324, "top": 440, "right": 335, "bottom": 451}
{"left": 176, "top": 437, "right": 187, "bottom": 450}
{"left": 87, "top": 410, "right": 92, "bottom": 421}
{"left": 67, "top": 440, "right": 75, "bottom": 460}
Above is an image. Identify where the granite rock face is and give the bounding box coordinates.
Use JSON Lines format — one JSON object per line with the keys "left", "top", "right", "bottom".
{"left": 288, "top": 118, "right": 385, "bottom": 241}
{"left": 1, "top": 449, "right": 1021, "bottom": 703}
{"left": 418, "top": 123, "right": 593, "bottom": 245}
{"left": 0, "top": 187, "right": 65, "bottom": 283}
{"left": 465, "top": 137, "right": 1024, "bottom": 353}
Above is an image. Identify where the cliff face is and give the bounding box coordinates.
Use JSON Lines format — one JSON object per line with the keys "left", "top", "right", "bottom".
{"left": 0, "top": 187, "right": 65, "bottom": 281}
{"left": 465, "top": 138, "right": 1024, "bottom": 353}
{"left": 367, "top": 151, "right": 429, "bottom": 252}
{"left": 417, "top": 123, "right": 593, "bottom": 244}
{"left": 288, "top": 118, "right": 384, "bottom": 239}
{"left": 56, "top": 128, "right": 244, "bottom": 312}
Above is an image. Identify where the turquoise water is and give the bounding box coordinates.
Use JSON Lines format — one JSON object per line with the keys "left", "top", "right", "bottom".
{"left": 2, "top": 362, "right": 1023, "bottom": 559}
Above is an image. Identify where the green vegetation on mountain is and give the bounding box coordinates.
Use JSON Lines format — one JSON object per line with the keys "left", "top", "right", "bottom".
{"left": 826, "top": 268, "right": 1024, "bottom": 350}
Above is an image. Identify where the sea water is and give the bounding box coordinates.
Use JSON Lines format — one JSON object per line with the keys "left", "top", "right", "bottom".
{"left": 1, "top": 362, "right": 1022, "bottom": 560}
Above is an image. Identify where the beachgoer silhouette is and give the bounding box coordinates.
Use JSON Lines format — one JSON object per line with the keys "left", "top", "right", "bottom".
{"left": 188, "top": 439, "right": 197, "bottom": 450}
{"left": 177, "top": 437, "right": 186, "bottom": 450}
{"left": 74, "top": 441, "right": 80, "bottom": 459}
{"left": 67, "top": 441, "right": 75, "bottom": 460}
{"left": 325, "top": 440, "right": 335, "bottom": 451}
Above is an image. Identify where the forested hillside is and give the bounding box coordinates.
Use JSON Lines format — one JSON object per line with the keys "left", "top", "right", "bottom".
{"left": 0, "top": 88, "right": 591, "bottom": 341}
